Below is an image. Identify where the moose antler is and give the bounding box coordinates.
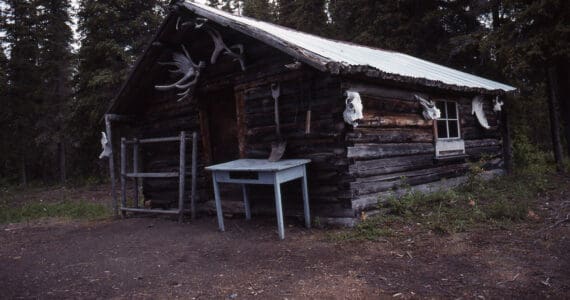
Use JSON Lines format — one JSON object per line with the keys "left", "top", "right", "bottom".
{"left": 155, "top": 45, "right": 205, "bottom": 102}
{"left": 206, "top": 28, "right": 246, "bottom": 71}
{"left": 176, "top": 16, "right": 208, "bottom": 31}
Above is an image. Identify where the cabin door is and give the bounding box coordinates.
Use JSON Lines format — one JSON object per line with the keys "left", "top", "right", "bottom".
{"left": 203, "top": 87, "right": 240, "bottom": 164}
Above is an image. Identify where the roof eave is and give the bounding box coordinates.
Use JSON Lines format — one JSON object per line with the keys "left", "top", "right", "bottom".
{"left": 330, "top": 62, "right": 516, "bottom": 95}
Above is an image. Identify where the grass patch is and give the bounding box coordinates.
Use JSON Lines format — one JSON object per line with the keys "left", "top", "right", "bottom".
{"left": 0, "top": 201, "right": 111, "bottom": 224}
{"left": 331, "top": 164, "right": 560, "bottom": 242}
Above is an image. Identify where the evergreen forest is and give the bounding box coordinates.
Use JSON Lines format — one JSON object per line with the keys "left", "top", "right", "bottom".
{"left": 0, "top": 0, "right": 569, "bottom": 185}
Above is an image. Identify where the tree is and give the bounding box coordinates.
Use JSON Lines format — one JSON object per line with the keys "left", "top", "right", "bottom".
{"left": 35, "top": 0, "right": 74, "bottom": 183}
{"left": 4, "top": 0, "right": 42, "bottom": 185}
{"left": 276, "top": 0, "right": 327, "bottom": 35}
{"left": 487, "top": 0, "right": 570, "bottom": 171}
{"left": 71, "top": 0, "right": 166, "bottom": 176}
{"left": 242, "top": 0, "right": 274, "bottom": 22}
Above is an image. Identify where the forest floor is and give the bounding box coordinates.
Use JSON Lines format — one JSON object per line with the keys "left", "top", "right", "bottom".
{"left": 1, "top": 175, "right": 569, "bottom": 299}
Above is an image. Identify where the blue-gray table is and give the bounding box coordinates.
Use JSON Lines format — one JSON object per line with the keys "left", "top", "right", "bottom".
{"left": 205, "top": 159, "right": 311, "bottom": 239}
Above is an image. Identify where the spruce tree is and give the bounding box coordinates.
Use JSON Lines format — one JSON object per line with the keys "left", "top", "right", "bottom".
{"left": 72, "top": 0, "right": 166, "bottom": 175}
{"left": 242, "top": 0, "right": 274, "bottom": 22}
{"left": 275, "top": 0, "right": 327, "bottom": 34}
{"left": 4, "top": 0, "right": 41, "bottom": 184}
{"left": 35, "top": 0, "right": 74, "bottom": 183}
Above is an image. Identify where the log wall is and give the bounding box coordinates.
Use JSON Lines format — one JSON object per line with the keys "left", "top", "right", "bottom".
{"left": 343, "top": 81, "right": 504, "bottom": 213}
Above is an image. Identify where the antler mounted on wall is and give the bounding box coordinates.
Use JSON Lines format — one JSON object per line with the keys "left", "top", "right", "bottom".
{"left": 175, "top": 15, "right": 246, "bottom": 71}
{"left": 206, "top": 28, "right": 246, "bottom": 71}
{"left": 414, "top": 95, "right": 441, "bottom": 120}
{"left": 155, "top": 45, "right": 206, "bottom": 102}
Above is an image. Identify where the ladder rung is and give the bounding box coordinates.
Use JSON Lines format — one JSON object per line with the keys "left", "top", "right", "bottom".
{"left": 125, "top": 172, "right": 179, "bottom": 178}
{"left": 120, "top": 207, "right": 181, "bottom": 215}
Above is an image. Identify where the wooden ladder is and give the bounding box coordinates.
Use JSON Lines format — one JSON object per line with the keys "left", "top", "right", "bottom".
{"left": 119, "top": 131, "right": 198, "bottom": 222}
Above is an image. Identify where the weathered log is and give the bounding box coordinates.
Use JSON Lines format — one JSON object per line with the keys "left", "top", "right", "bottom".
{"left": 349, "top": 154, "right": 435, "bottom": 176}
{"left": 347, "top": 127, "right": 433, "bottom": 143}
{"left": 347, "top": 143, "right": 435, "bottom": 160}
{"left": 358, "top": 113, "right": 433, "bottom": 128}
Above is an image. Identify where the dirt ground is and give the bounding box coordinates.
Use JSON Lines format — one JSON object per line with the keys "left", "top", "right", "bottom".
{"left": 1, "top": 181, "right": 569, "bottom": 299}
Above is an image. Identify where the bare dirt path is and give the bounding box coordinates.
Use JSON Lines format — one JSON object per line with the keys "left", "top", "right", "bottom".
{"left": 1, "top": 182, "right": 569, "bottom": 299}
{"left": 1, "top": 215, "right": 569, "bottom": 299}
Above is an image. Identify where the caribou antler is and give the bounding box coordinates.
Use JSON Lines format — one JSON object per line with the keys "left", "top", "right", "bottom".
{"left": 155, "top": 45, "right": 205, "bottom": 102}
{"left": 206, "top": 28, "right": 246, "bottom": 71}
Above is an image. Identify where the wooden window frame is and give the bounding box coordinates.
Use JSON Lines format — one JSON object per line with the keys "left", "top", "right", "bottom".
{"left": 433, "top": 100, "right": 466, "bottom": 158}
{"left": 436, "top": 100, "right": 461, "bottom": 140}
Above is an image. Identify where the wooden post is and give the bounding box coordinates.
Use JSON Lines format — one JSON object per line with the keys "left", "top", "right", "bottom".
{"left": 133, "top": 139, "right": 139, "bottom": 208}
{"left": 191, "top": 132, "right": 198, "bottom": 220}
{"left": 105, "top": 115, "right": 119, "bottom": 217}
{"left": 120, "top": 137, "right": 127, "bottom": 218}
{"left": 178, "top": 131, "right": 186, "bottom": 223}
{"left": 499, "top": 98, "right": 513, "bottom": 174}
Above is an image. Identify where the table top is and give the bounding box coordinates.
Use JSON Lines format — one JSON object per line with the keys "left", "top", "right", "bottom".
{"left": 205, "top": 159, "right": 311, "bottom": 172}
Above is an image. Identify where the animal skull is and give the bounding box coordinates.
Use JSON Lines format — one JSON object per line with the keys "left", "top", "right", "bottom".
{"left": 493, "top": 96, "right": 504, "bottom": 112}
{"left": 414, "top": 95, "right": 441, "bottom": 120}
{"left": 99, "top": 132, "right": 111, "bottom": 159}
{"left": 343, "top": 91, "right": 364, "bottom": 127}
{"left": 472, "top": 96, "right": 491, "bottom": 129}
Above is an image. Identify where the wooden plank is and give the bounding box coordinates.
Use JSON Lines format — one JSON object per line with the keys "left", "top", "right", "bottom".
{"left": 125, "top": 172, "right": 179, "bottom": 178}
{"left": 347, "top": 143, "right": 435, "bottom": 160}
{"left": 235, "top": 90, "right": 247, "bottom": 158}
{"left": 347, "top": 128, "right": 433, "bottom": 143}
{"left": 349, "top": 154, "right": 435, "bottom": 176}
{"left": 359, "top": 113, "right": 433, "bottom": 128}
{"left": 120, "top": 207, "right": 180, "bottom": 215}
{"left": 178, "top": 131, "right": 186, "bottom": 223}
{"left": 350, "top": 163, "right": 470, "bottom": 196}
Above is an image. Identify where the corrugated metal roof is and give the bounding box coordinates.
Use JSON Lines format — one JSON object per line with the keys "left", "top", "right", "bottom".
{"left": 185, "top": 2, "right": 516, "bottom": 93}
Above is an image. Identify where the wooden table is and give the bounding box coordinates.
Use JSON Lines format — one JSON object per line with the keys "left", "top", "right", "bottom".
{"left": 205, "top": 159, "right": 311, "bottom": 239}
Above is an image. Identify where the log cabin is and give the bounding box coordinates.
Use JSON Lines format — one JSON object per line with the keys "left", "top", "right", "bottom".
{"left": 105, "top": 1, "right": 516, "bottom": 226}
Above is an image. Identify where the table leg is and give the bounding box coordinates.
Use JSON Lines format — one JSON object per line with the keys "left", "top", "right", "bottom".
{"left": 301, "top": 166, "right": 311, "bottom": 229}
{"left": 273, "top": 174, "right": 285, "bottom": 240}
{"left": 242, "top": 184, "right": 251, "bottom": 220}
{"left": 212, "top": 173, "right": 225, "bottom": 232}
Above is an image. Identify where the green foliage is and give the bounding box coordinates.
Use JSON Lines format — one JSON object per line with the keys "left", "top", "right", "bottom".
{"left": 512, "top": 133, "right": 552, "bottom": 174}
{"left": 69, "top": 0, "right": 166, "bottom": 178}
{"left": 242, "top": 0, "right": 275, "bottom": 22}
{"left": 275, "top": 0, "right": 327, "bottom": 35}
{"left": 0, "top": 200, "right": 111, "bottom": 224}
{"left": 333, "top": 167, "right": 558, "bottom": 242}
{"left": 328, "top": 216, "right": 394, "bottom": 242}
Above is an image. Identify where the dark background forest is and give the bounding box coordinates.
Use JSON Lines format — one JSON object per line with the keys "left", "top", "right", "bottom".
{"left": 0, "top": 0, "right": 568, "bottom": 186}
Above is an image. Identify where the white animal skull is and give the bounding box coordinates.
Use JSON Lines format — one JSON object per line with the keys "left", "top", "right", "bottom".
{"left": 99, "top": 132, "right": 112, "bottom": 159}
{"left": 493, "top": 96, "right": 504, "bottom": 112}
{"left": 472, "top": 96, "right": 491, "bottom": 129}
{"left": 414, "top": 95, "right": 441, "bottom": 120}
{"left": 343, "top": 91, "right": 364, "bottom": 127}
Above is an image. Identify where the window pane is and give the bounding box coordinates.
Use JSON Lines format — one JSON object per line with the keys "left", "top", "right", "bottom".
{"left": 436, "top": 101, "right": 446, "bottom": 118}
{"left": 447, "top": 102, "right": 457, "bottom": 119}
{"left": 448, "top": 120, "right": 459, "bottom": 138}
{"left": 437, "top": 120, "right": 448, "bottom": 138}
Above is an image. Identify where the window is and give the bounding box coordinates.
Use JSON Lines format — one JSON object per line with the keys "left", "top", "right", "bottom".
{"left": 434, "top": 100, "right": 465, "bottom": 158}
{"left": 436, "top": 101, "right": 460, "bottom": 139}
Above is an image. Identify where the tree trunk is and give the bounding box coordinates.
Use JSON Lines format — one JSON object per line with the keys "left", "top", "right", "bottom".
{"left": 555, "top": 59, "right": 570, "bottom": 156}
{"left": 59, "top": 139, "right": 66, "bottom": 184}
{"left": 547, "top": 66, "right": 565, "bottom": 173}
{"left": 499, "top": 101, "right": 513, "bottom": 174}
{"left": 21, "top": 158, "right": 27, "bottom": 187}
